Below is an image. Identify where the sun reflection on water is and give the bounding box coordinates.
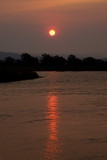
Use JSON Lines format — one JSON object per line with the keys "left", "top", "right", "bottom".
{"left": 41, "top": 91, "right": 62, "bottom": 160}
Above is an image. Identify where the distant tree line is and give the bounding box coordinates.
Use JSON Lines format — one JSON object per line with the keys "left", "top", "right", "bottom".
{"left": 0, "top": 53, "right": 107, "bottom": 71}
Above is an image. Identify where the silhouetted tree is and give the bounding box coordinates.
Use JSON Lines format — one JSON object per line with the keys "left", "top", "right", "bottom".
{"left": 0, "top": 53, "right": 107, "bottom": 72}
{"left": 83, "top": 57, "right": 97, "bottom": 70}
{"left": 21, "top": 53, "right": 39, "bottom": 66}
{"left": 40, "top": 54, "right": 53, "bottom": 67}
{"left": 40, "top": 54, "right": 66, "bottom": 70}
{"left": 21, "top": 53, "right": 32, "bottom": 65}
{"left": 68, "top": 54, "right": 76, "bottom": 61}
{"left": 83, "top": 57, "right": 97, "bottom": 64}
{"left": 5, "top": 57, "right": 15, "bottom": 65}
{"left": 53, "top": 55, "right": 66, "bottom": 70}
{"left": 67, "top": 54, "right": 82, "bottom": 70}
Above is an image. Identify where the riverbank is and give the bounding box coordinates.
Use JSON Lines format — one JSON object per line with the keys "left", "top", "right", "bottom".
{"left": 0, "top": 69, "right": 39, "bottom": 83}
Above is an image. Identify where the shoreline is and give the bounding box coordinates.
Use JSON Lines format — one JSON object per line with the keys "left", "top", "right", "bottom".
{"left": 0, "top": 71, "right": 40, "bottom": 83}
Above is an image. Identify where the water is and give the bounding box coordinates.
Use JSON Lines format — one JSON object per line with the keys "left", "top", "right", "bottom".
{"left": 0, "top": 71, "right": 107, "bottom": 160}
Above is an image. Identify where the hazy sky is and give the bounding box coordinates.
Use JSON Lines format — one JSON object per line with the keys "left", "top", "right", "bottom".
{"left": 0, "top": 0, "right": 107, "bottom": 57}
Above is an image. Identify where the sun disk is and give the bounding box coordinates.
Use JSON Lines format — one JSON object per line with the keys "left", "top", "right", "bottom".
{"left": 49, "top": 30, "right": 56, "bottom": 36}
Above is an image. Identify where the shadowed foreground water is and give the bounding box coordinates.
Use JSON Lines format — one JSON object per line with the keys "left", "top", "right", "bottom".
{"left": 0, "top": 72, "right": 107, "bottom": 160}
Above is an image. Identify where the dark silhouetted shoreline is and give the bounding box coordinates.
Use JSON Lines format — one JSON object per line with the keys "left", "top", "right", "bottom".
{"left": 0, "top": 70, "right": 39, "bottom": 83}
{"left": 0, "top": 53, "right": 107, "bottom": 82}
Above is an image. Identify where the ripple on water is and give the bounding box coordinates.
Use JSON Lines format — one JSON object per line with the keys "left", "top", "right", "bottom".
{"left": 0, "top": 114, "right": 13, "bottom": 121}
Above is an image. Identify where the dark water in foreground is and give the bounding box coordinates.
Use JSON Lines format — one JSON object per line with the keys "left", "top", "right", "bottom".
{"left": 0, "top": 71, "right": 107, "bottom": 160}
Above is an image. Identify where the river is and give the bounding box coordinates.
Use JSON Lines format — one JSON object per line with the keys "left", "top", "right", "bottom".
{"left": 0, "top": 71, "right": 107, "bottom": 160}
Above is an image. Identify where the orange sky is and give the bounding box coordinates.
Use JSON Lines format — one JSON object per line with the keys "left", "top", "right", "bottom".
{"left": 0, "top": 0, "right": 107, "bottom": 57}
{"left": 0, "top": 0, "right": 106, "bottom": 14}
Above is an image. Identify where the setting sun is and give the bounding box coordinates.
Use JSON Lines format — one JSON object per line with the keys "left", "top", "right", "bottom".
{"left": 49, "top": 29, "right": 56, "bottom": 36}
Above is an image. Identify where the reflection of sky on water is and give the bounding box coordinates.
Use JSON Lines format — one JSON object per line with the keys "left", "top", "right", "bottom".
{"left": 41, "top": 91, "right": 62, "bottom": 160}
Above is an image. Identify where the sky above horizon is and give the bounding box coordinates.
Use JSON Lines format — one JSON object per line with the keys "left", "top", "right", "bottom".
{"left": 0, "top": 0, "right": 107, "bottom": 58}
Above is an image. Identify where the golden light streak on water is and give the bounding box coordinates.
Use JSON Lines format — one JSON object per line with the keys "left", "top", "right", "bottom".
{"left": 41, "top": 91, "right": 62, "bottom": 160}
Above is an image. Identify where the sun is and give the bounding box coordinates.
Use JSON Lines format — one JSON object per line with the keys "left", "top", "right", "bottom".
{"left": 49, "top": 29, "right": 56, "bottom": 36}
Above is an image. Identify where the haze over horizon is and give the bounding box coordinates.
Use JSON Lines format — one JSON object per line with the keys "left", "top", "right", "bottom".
{"left": 0, "top": 0, "right": 107, "bottom": 58}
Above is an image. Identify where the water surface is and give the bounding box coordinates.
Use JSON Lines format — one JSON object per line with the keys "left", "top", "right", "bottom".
{"left": 0, "top": 72, "right": 107, "bottom": 160}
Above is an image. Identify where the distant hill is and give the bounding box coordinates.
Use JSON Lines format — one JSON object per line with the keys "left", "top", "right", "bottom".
{"left": 0, "top": 51, "right": 21, "bottom": 60}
